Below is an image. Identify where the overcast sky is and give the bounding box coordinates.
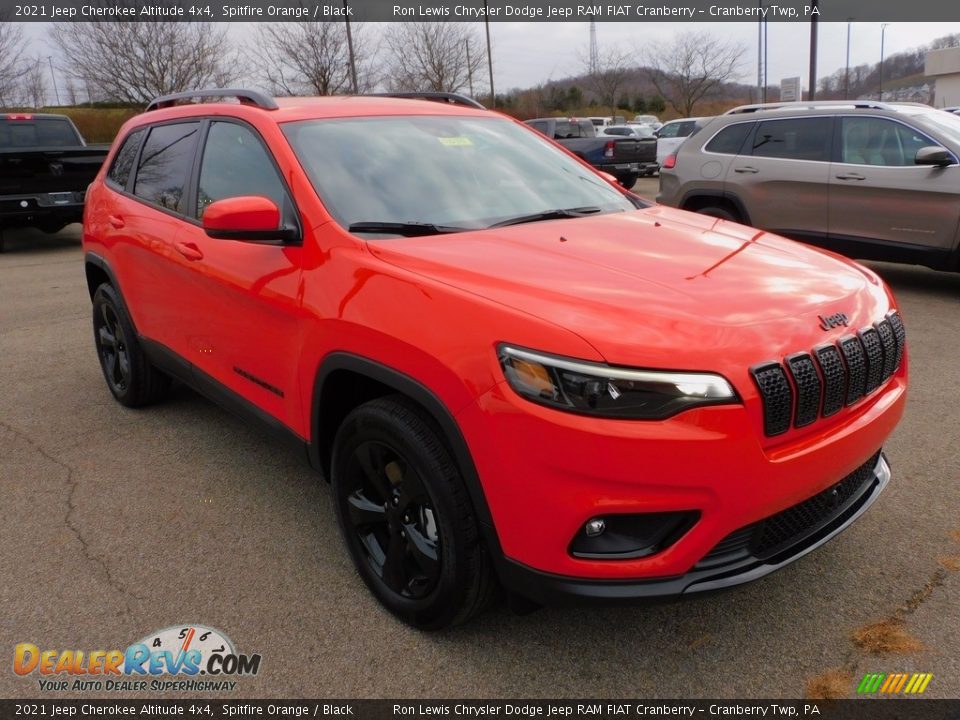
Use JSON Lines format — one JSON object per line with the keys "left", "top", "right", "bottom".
{"left": 19, "top": 21, "right": 959, "bottom": 96}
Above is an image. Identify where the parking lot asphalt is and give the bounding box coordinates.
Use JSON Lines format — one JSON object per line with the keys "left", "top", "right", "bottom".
{"left": 1, "top": 221, "right": 959, "bottom": 700}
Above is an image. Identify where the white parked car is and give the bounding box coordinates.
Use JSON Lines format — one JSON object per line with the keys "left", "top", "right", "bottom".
{"left": 598, "top": 124, "right": 657, "bottom": 140}
{"left": 654, "top": 117, "right": 711, "bottom": 166}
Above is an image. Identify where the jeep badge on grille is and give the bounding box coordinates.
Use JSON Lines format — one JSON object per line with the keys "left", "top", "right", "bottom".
{"left": 819, "top": 312, "right": 850, "bottom": 331}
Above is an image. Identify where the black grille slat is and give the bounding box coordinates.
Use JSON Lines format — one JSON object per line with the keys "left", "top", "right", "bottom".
{"left": 875, "top": 320, "right": 897, "bottom": 381}
{"left": 814, "top": 345, "right": 846, "bottom": 417}
{"left": 839, "top": 336, "right": 867, "bottom": 405}
{"left": 859, "top": 328, "right": 884, "bottom": 394}
{"left": 751, "top": 363, "right": 793, "bottom": 436}
{"left": 786, "top": 353, "right": 822, "bottom": 428}
{"left": 887, "top": 311, "right": 906, "bottom": 370}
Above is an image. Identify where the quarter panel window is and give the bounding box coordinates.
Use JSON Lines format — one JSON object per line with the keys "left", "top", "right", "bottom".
{"left": 133, "top": 122, "right": 201, "bottom": 214}
{"left": 750, "top": 117, "right": 832, "bottom": 162}
{"left": 195, "top": 122, "right": 287, "bottom": 220}
{"left": 704, "top": 123, "right": 754, "bottom": 155}
{"left": 107, "top": 128, "right": 145, "bottom": 189}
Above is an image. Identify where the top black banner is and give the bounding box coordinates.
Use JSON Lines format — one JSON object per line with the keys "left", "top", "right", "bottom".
{"left": 2, "top": 0, "right": 957, "bottom": 22}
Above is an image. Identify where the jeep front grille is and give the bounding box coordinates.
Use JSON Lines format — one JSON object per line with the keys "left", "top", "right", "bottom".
{"left": 750, "top": 311, "right": 904, "bottom": 437}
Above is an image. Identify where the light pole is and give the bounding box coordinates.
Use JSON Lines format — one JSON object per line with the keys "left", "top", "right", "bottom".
{"left": 343, "top": 0, "right": 358, "bottom": 94}
{"left": 808, "top": 0, "right": 818, "bottom": 100}
{"left": 845, "top": 20, "right": 853, "bottom": 99}
{"left": 47, "top": 56, "right": 61, "bottom": 106}
{"left": 879, "top": 23, "right": 890, "bottom": 101}
{"left": 484, "top": 0, "right": 495, "bottom": 107}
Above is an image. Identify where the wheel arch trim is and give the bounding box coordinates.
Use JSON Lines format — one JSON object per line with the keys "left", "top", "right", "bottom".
{"left": 310, "top": 352, "right": 502, "bottom": 552}
{"left": 679, "top": 189, "right": 752, "bottom": 226}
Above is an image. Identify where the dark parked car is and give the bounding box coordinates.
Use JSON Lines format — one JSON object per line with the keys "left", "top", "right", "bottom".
{"left": 0, "top": 113, "right": 109, "bottom": 251}
{"left": 525, "top": 117, "right": 657, "bottom": 187}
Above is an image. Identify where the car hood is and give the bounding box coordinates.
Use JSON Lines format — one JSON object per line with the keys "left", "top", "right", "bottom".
{"left": 366, "top": 205, "right": 892, "bottom": 369}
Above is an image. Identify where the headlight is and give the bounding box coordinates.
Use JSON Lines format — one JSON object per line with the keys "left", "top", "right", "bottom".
{"left": 498, "top": 344, "right": 739, "bottom": 419}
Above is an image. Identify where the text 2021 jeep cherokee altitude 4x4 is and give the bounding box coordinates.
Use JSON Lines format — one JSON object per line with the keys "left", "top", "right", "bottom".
{"left": 83, "top": 90, "right": 907, "bottom": 629}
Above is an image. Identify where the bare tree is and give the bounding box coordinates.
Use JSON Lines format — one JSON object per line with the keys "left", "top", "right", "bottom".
{"left": 49, "top": 22, "right": 241, "bottom": 105}
{"left": 642, "top": 31, "right": 744, "bottom": 117}
{"left": 0, "top": 13, "right": 28, "bottom": 106}
{"left": 583, "top": 46, "right": 635, "bottom": 116}
{"left": 256, "top": 21, "right": 374, "bottom": 96}
{"left": 65, "top": 78, "right": 79, "bottom": 106}
{"left": 384, "top": 23, "right": 484, "bottom": 94}
{"left": 19, "top": 56, "right": 47, "bottom": 108}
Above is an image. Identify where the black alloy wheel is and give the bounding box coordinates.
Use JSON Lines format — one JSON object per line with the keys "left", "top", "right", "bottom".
{"left": 331, "top": 396, "right": 496, "bottom": 629}
{"left": 342, "top": 440, "right": 441, "bottom": 599}
{"left": 91, "top": 283, "right": 170, "bottom": 407}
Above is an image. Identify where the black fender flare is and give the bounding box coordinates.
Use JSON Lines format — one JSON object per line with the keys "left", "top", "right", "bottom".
{"left": 310, "top": 352, "right": 502, "bottom": 553}
{"left": 679, "top": 189, "right": 753, "bottom": 226}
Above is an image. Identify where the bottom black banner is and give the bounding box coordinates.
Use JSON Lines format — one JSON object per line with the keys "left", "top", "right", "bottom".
{"left": 2, "top": 700, "right": 960, "bottom": 720}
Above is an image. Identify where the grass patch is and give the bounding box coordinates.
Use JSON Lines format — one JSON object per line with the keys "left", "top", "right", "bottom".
{"left": 805, "top": 669, "right": 852, "bottom": 699}
{"left": 852, "top": 620, "right": 923, "bottom": 654}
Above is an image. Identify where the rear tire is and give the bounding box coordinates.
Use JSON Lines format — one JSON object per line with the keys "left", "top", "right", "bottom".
{"left": 619, "top": 173, "right": 638, "bottom": 189}
{"left": 92, "top": 283, "right": 170, "bottom": 408}
{"left": 331, "top": 396, "right": 496, "bottom": 630}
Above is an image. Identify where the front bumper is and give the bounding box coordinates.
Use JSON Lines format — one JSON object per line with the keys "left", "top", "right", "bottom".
{"left": 494, "top": 453, "right": 889, "bottom": 604}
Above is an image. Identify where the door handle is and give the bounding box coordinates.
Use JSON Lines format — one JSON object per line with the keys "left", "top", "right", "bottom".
{"left": 108, "top": 215, "right": 125, "bottom": 229}
{"left": 174, "top": 241, "right": 204, "bottom": 261}
{"left": 835, "top": 173, "right": 865, "bottom": 181}
{"left": 733, "top": 166, "right": 759, "bottom": 174}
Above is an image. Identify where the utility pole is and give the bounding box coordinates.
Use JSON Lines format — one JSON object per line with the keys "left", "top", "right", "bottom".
{"left": 47, "top": 56, "right": 61, "bottom": 106}
{"left": 879, "top": 23, "right": 890, "bottom": 101}
{"left": 808, "top": 0, "right": 818, "bottom": 99}
{"left": 465, "top": 40, "right": 474, "bottom": 97}
{"left": 484, "top": 0, "right": 495, "bottom": 107}
{"left": 343, "top": 0, "right": 358, "bottom": 94}
{"left": 757, "top": 4, "right": 763, "bottom": 100}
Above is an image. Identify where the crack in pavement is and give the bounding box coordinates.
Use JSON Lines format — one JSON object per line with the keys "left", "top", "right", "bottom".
{"left": 0, "top": 419, "right": 144, "bottom": 616}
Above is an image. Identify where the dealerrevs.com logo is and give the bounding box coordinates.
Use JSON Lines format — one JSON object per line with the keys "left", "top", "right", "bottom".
{"left": 13, "top": 624, "right": 262, "bottom": 692}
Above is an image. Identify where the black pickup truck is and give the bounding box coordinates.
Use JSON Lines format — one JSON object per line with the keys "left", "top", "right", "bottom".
{"left": 524, "top": 117, "right": 657, "bottom": 188}
{"left": 0, "top": 113, "right": 109, "bottom": 251}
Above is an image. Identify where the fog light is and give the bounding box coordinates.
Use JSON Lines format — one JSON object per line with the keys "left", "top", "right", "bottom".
{"left": 585, "top": 518, "right": 606, "bottom": 537}
{"left": 569, "top": 511, "right": 700, "bottom": 560}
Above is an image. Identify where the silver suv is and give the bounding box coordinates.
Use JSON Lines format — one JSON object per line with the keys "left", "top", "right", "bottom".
{"left": 658, "top": 101, "right": 960, "bottom": 272}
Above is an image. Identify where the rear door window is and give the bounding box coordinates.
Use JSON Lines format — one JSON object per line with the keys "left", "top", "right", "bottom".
{"left": 133, "top": 122, "right": 201, "bottom": 214}
{"left": 750, "top": 117, "right": 832, "bottom": 162}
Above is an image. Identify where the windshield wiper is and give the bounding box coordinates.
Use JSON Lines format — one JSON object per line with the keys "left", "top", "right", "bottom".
{"left": 348, "top": 221, "right": 470, "bottom": 237}
{"left": 488, "top": 206, "right": 604, "bottom": 228}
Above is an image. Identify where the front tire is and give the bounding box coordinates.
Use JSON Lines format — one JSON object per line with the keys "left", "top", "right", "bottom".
{"left": 331, "top": 396, "right": 495, "bottom": 630}
{"left": 92, "top": 283, "right": 170, "bottom": 407}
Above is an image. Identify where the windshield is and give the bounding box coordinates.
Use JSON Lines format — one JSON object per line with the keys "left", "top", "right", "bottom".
{"left": 910, "top": 109, "right": 960, "bottom": 149}
{"left": 282, "top": 115, "right": 638, "bottom": 236}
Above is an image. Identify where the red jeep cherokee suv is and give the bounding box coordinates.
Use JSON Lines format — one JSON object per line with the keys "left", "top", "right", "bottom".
{"left": 83, "top": 90, "right": 907, "bottom": 629}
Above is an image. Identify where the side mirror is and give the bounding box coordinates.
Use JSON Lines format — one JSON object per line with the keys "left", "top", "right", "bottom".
{"left": 202, "top": 196, "right": 299, "bottom": 243}
{"left": 915, "top": 146, "right": 954, "bottom": 167}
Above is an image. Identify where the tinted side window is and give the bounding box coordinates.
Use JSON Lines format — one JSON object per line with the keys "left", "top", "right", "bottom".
{"left": 196, "top": 122, "right": 287, "bottom": 220}
{"left": 750, "top": 117, "right": 832, "bottom": 162}
{"left": 133, "top": 122, "right": 201, "bottom": 214}
{"left": 704, "top": 122, "right": 754, "bottom": 155}
{"left": 555, "top": 121, "right": 583, "bottom": 139}
{"left": 676, "top": 121, "right": 696, "bottom": 138}
{"left": 107, "top": 128, "right": 145, "bottom": 189}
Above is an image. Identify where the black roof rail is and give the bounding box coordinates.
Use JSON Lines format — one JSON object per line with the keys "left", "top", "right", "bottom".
{"left": 146, "top": 89, "right": 278, "bottom": 112}
{"left": 369, "top": 92, "right": 486, "bottom": 110}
